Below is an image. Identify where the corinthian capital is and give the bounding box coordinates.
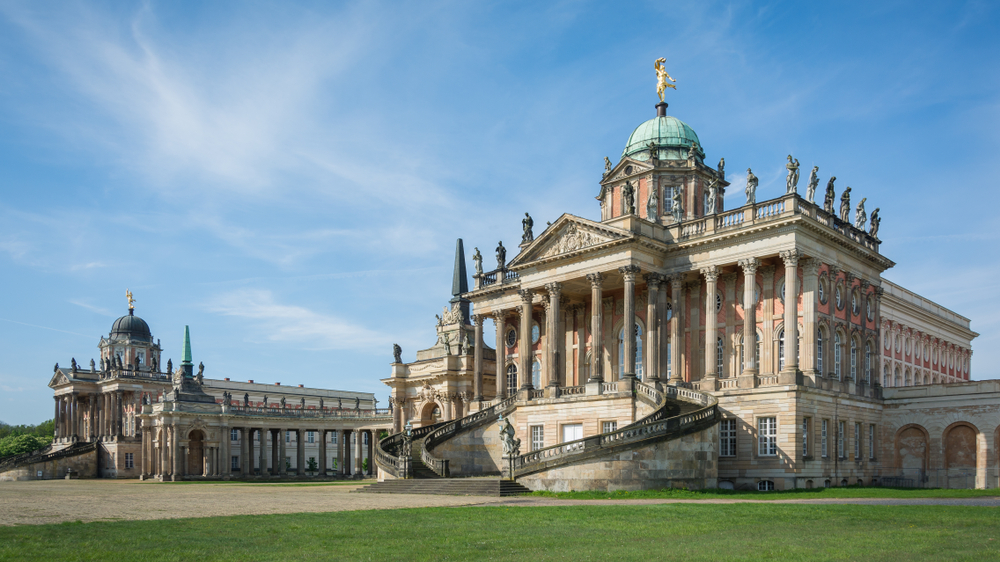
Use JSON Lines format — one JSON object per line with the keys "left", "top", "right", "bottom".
{"left": 738, "top": 258, "right": 760, "bottom": 276}
{"left": 544, "top": 282, "right": 563, "bottom": 297}
{"left": 471, "top": 314, "right": 485, "bottom": 326}
{"left": 643, "top": 272, "right": 662, "bottom": 289}
{"left": 700, "top": 265, "right": 719, "bottom": 283}
{"left": 779, "top": 249, "right": 801, "bottom": 267}
{"left": 518, "top": 289, "right": 534, "bottom": 304}
{"left": 586, "top": 272, "right": 604, "bottom": 288}
{"left": 618, "top": 265, "right": 641, "bottom": 282}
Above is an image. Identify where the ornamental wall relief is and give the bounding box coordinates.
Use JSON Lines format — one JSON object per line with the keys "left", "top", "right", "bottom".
{"left": 539, "top": 223, "right": 611, "bottom": 259}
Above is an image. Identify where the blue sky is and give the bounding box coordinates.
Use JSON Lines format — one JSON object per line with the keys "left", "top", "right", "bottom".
{"left": 1, "top": 1, "right": 998, "bottom": 424}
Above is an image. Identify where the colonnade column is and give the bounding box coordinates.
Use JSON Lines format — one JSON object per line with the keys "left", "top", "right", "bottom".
{"left": 367, "top": 430, "right": 375, "bottom": 475}
{"left": 89, "top": 398, "right": 96, "bottom": 440}
{"left": 116, "top": 391, "right": 124, "bottom": 438}
{"left": 780, "top": 250, "right": 801, "bottom": 381}
{"left": 296, "top": 430, "right": 305, "bottom": 476}
{"left": 800, "top": 259, "right": 820, "bottom": 383}
{"left": 644, "top": 274, "right": 660, "bottom": 384}
{"left": 620, "top": 265, "right": 640, "bottom": 380}
{"left": 341, "top": 430, "right": 351, "bottom": 475}
{"left": 171, "top": 424, "right": 180, "bottom": 481}
{"left": 473, "top": 314, "right": 484, "bottom": 401}
{"left": 53, "top": 396, "right": 60, "bottom": 440}
{"left": 669, "top": 276, "right": 683, "bottom": 384}
{"left": 258, "top": 429, "right": 267, "bottom": 477}
{"left": 278, "top": 428, "right": 287, "bottom": 476}
{"left": 318, "top": 430, "right": 327, "bottom": 476}
{"left": 494, "top": 312, "right": 508, "bottom": 399}
{"left": 160, "top": 425, "right": 169, "bottom": 479}
{"left": 354, "top": 430, "right": 363, "bottom": 475}
{"left": 240, "top": 428, "right": 249, "bottom": 477}
{"left": 220, "top": 424, "right": 230, "bottom": 477}
{"left": 702, "top": 266, "right": 719, "bottom": 386}
{"left": 586, "top": 273, "right": 604, "bottom": 385}
{"left": 739, "top": 258, "right": 760, "bottom": 388}
{"left": 518, "top": 290, "right": 534, "bottom": 391}
{"left": 545, "top": 283, "right": 562, "bottom": 389}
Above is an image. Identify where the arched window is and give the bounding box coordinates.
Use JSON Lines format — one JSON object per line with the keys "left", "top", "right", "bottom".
{"left": 834, "top": 333, "right": 842, "bottom": 379}
{"left": 617, "top": 324, "right": 644, "bottom": 379}
{"left": 850, "top": 339, "right": 857, "bottom": 380}
{"left": 666, "top": 337, "right": 671, "bottom": 379}
{"left": 817, "top": 329, "right": 824, "bottom": 374}
{"left": 506, "top": 364, "right": 517, "bottom": 391}
{"left": 904, "top": 369, "right": 911, "bottom": 387}
{"left": 531, "top": 360, "right": 541, "bottom": 388}
{"left": 740, "top": 332, "right": 761, "bottom": 371}
{"left": 778, "top": 329, "right": 785, "bottom": 371}
{"left": 716, "top": 337, "right": 725, "bottom": 376}
{"left": 864, "top": 342, "right": 872, "bottom": 384}
{"left": 893, "top": 366, "right": 901, "bottom": 387}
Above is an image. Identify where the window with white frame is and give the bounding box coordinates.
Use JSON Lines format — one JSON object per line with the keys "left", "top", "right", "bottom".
{"left": 837, "top": 421, "right": 845, "bottom": 458}
{"left": 124, "top": 452, "right": 134, "bottom": 469}
{"left": 720, "top": 419, "right": 737, "bottom": 457}
{"left": 821, "top": 420, "right": 828, "bottom": 458}
{"left": 717, "top": 337, "right": 725, "bottom": 376}
{"left": 231, "top": 428, "right": 238, "bottom": 441}
{"left": 307, "top": 431, "right": 315, "bottom": 444}
{"left": 778, "top": 329, "right": 785, "bottom": 371}
{"left": 802, "top": 418, "right": 810, "bottom": 457}
{"left": 617, "top": 324, "right": 644, "bottom": 379}
{"left": 834, "top": 333, "right": 842, "bottom": 379}
{"left": 330, "top": 432, "right": 337, "bottom": 444}
{"left": 817, "top": 329, "right": 824, "bottom": 373}
{"left": 854, "top": 423, "right": 861, "bottom": 459}
{"left": 850, "top": 339, "right": 857, "bottom": 379}
{"left": 530, "top": 425, "right": 544, "bottom": 452}
{"left": 757, "top": 480, "right": 775, "bottom": 491}
{"left": 286, "top": 431, "right": 291, "bottom": 443}
{"left": 758, "top": 417, "right": 777, "bottom": 456}
{"left": 602, "top": 421, "right": 617, "bottom": 433}
{"left": 562, "top": 424, "right": 583, "bottom": 443}
{"left": 507, "top": 364, "right": 518, "bottom": 391}
{"left": 231, "top": 456, "right": 239, "bottom": 470}
{"left": 868, "top": 425, "right": 876, "bottom": 460}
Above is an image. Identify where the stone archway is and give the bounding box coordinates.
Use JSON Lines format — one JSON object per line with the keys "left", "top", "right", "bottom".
{"left": 944, "top": 422, "right": 979, "bottom": 488}
{"left": 894, "top": 424, "right": 929, "bottom": 480}
{"left": 188, "top": 429, "right": 205, "bottom": 476}
{"left": 419, "top": 402, "right": 442, "bottom": 427}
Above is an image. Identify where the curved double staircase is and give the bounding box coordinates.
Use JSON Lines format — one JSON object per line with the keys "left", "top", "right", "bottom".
{"left": 363, "top": 381, "right": 719, "bottom": 495}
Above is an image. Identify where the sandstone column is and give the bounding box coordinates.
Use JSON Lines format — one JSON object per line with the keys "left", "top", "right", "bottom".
{"left": 644, "top": 274, "right": 660, "bottom": 384}
{"left": 53, "top": 396, "right": 60, "bottom": 440}
{"left": 473, "top": 314, "right": 484, "bottom": 401}
{"left": 494, "top": 312, "right": 508, "bottom": 399}
{"left": 220, "top": 423, "right": 230, "bottom": 478}
{"left": 658, "top": 278, "right": 669, "bottom": 382}
{"left": 518, "top": 289, "right": 534, "bottom": 391}
{"left": 587, "top": 273, "right": 605, "bottom": 384}
{"left": 171, "top": 424, "right": 180, "bottom": 481}
{"left": 545, "top": 283, "right": 563, "bottom": 388}
{"left": 258, "top": 428, "right": 267, "bottom": 477}
{"left": 620, "top": 265, "right": 640, "bottom": 380}
{"left": 779, "top": 249, "right": 802, "bottom": 383}
{"left": 296, "top": 429, "right": 305, "bottom": 476}
{"left": 354, "top": 431, "right": 363, "bottom": 475}
{"left": 669, "top": 276, "right": 683, "bottom": 384}
{"left": 739, "top": 258, "right": 760, "bottom": 388}
{"left": 160, "top": 425, "right": 168, "bottom": 479}
{"left": 702, "top": 266, "right": 720, "bottom": 386}
{"left": 801, "top": 259, "right": 820, "bottom": 383}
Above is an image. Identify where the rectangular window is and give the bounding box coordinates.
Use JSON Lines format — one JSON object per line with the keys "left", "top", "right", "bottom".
{"left": 602, "top": 421, "right": 618, "bottom": 433}
{"left": 720, "top": 419, "right": 737, "bottom": 457}
{"left": 231, "top": 428, "right": 238, "bottom": 441}
{"left": 854, "top": 423, "right": 861, "bottom": 460}
{"left": 869, "top": 424, "right": 876, "bottom": 460}
{"left": 286, "top": 431, "right": 291, "bottom": 443}
{"left": 821, "top": 420, "right": 828, "bottom": 458}
{"left": 124, "top": 452, "right": 134, "bottom": 469}
{"left": 231, "top": 456, "right": 239, "bottom": 470}
{"left": 837, "top": 421, "right": 845, "bottom": 458}
{"left": 307, "top": 431, "right": 315, "bottom": 444}
{"left": 562, "top": 424, "right": 583, "bottom": 443}
{"left": 802, "top": 418, "right": 810, "bottom": 457}
{"left": 758, "top": 417, "right": 777, "bottom": 456}
{"left": 530, "top": 425, "right": 544, "bottom": 452}
{"left": 331, "top": 432, "right": 337, "bottom": 444}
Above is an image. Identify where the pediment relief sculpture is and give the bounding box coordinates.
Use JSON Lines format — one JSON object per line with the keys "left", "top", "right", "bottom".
{"left": 539, "top": 223, "right": 612, "bottom": 259}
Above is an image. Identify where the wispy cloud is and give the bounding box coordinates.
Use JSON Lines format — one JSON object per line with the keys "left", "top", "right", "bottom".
{"left": 68, "top": 299, "right": 115, "bottom": 316}
{"left": 207, "top": 289, "right": 388, "bottom": 351}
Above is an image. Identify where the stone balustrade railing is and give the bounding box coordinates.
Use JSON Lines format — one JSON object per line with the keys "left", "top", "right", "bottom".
{"left": 224, "top": 405, "right": 393, "bottom": 420}
{"left": 374, "top": 422, "right": 446, "bottom": 479}
{"left": 475, "top": 268, "right": 521, "bottom": 289}
{"left": 529, "top": 389, "right": 545, "bottom": 399}
{"left": 559, "top": 385, "right": 586, "bottom": 397}
{"left": 601, "top": 382, "right": 619, "bottom": 394}
{"left": 419, "top": 395, "right": 519, "bottom": 477}
{"left": 635, "top": 381, "right": 663, "bottom": 407}
{"left": 99, "top": 368, "right": 171, "bottom": 382}
{"left": 0, "top": 441, "right": 96, "bottom": 473}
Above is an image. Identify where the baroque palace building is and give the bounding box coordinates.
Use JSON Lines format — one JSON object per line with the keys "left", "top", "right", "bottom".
{"left": 375, "top": 92, "right": 991, "bottom": 493}
{"left": 1, "top": 301, "right": 392, "bottom": 481}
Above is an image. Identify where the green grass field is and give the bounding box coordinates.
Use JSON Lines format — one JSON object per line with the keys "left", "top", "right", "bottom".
{"left": 529, "top": 486, "right": 1000, "bottom": 501}
{"left": 1, "top": 503, "right": 998, "bottom": 561}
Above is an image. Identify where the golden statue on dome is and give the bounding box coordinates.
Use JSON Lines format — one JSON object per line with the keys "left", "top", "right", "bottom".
{"left": 655, "top": 58, "right": 676, "bottom": 102}
{"left": 126, "top": 289, "right": 136, "bottom": 311}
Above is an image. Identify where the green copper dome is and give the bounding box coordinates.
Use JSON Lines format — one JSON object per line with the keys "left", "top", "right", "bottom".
{"left": 622, "top": 104, "right": 703, "bottom": 163}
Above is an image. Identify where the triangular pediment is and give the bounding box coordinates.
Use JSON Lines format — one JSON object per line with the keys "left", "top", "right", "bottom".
{"left": 509, "top": 215, "right": 630, "bottom": 268}
{"left": 48, "top": 370, "right": 71, "bottom": 388}
{"left": 597, "top": 157, "right": 651, "bottom": 199}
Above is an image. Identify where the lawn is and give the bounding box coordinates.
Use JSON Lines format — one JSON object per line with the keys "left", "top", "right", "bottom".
{"left": 529, "top": 486, "right": 1000, "bottom": 501}
{"left": 1, "top": 503, "right": 998, "bottom": 561}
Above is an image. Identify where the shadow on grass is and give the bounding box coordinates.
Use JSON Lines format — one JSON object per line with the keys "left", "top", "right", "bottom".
{"left": 529, "top": 485, "right": 1000, "bottom": 500}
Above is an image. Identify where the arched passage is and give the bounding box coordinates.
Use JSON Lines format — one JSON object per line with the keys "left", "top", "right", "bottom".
{"left": 188, "top": 429, "right": 205, "bottom": 476}
{"left": 894, "top": 424, "right": 929, "bottom": 478}
{"left": 419, "top": 402, "right": 442, "bottom": 427}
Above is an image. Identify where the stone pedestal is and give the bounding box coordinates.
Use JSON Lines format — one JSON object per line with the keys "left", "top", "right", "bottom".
{"left": 737, "top": 373, "right": 757, "bottom": 389}
{"left": 586, "top": 381, "right": 603, "bottom": 396}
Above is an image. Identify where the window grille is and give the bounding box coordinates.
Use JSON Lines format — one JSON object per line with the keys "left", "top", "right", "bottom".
{"left": 720, "top": 419, "right": 737, "bottom": 457}
{"left": 854, "top": 423, "right": 861, "bottom": 459}
{"left": 837, "top": 421, "right": 845, "bottom": 458}
{"left": 602, "top": 421, "right": 617, "bottom": 433}
{"left": 758, "top": 417, "right": 777, "bottom": 456}
{"left": 802, "top": 418, "right": 810, "bottom": 456}
{"left": 821, "top": 420, "right": 828, "bottom": 458}
{"left": 530, "top": 425, "right": 544, "bottom": 452}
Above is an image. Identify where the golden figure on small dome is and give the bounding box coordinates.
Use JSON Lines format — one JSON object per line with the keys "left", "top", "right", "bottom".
{"left": 126, "top": 289, "right": 136, "bottom": 311}
{"left": 655, "top": 58, "right": 676, "bottom": 102}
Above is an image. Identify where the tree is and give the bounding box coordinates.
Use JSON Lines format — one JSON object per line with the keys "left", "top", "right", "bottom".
{"left": 0, "top": 434, "right": 47, "bottom": 458}
{"left": 306, "top": 457, "right": 318, "bottom": 473}
{"left": 362, "top": 458, "right": 368, "bottom": 473}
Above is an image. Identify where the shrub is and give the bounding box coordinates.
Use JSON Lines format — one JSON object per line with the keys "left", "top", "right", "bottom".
{"left": 0, "top": 434, "right": 47, "bottom": 458}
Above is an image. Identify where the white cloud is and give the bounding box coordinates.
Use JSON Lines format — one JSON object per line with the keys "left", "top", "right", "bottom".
{"left": 207, "top": 289, "right": 388, "bottom": 351}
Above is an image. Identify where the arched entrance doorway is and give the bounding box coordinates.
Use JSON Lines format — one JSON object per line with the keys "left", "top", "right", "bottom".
{"left": 419, "top": 402, "right": 442, "bottom": 427}
{"left": 188, "top": 429, "right": 205, "bottom": 476}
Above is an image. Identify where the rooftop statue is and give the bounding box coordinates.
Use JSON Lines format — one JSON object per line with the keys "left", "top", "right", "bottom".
{"left": 647, "top": 140, "right": 657, "bottom": 161}
{"left": 839, "top": 187, "right": 852, "bottom": 222}
{"left": 126, "top": 289, "right": 136, "bottom": 311}
{"left": 671, "top": 186, "right": 683, "bottom": 222}
{"left": 244, "top": 393, "right": 249, "bottom": 407}
{"left": 869, "top": 208, "right": 881, "bottom": 238}
{"left": 472, "top": 247, "right": 483, "bottom": 275}
{"left": 687, "top": 141, "right": 698, "bottom": 161}
{"left": 496, "top": 241, "right": 506, "bottom": 270}
{"left": 646, "top": 183, "right": 659, "bottom": 222}
{"left": 393, "top": 343, "right": 402, "bottom": 364}
{"left": 522, "top": 213, "right": 534, "bottom": 243}
{"left": 706, "top": 179, "right": 719, "bottom": 215}
{"left": 603, "top": 156, "right": 612, "bottom": 177}
{"left": 718, "top": 157, "right": 725, "bottom": 178}
{"left": 785, "top": 155, "right": 800, "bottom": 194}
{"left": 806, "top": 166, "right": 819, "bottom": 203}
{"left": 824, "top": 177, "right": 837, "bottom": 214}
{"left": 745, "top": 168, "right": 758, "bottom": 205}
{"left": 654, "top": 58, "right": 677, "bottom": 102}
{"left": 280, "top": 397, "right": 286, "bottom": 409}
{"left": 855, "top": 197, "right": 868, "bottom": 230}
{"left": 623, "top": 181, "right": 636, "bottom": 215}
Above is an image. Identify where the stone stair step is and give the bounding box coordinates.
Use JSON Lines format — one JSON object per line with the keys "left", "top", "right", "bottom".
{"left": 354, "top": 478, "right": 530, "bottom": 497}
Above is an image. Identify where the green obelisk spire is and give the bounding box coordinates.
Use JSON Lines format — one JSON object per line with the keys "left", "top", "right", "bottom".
{"left": 181, "top": 325, "right": 194, "bottom": 378}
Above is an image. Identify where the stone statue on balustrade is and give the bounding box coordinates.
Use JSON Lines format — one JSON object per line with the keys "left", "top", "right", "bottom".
{"left": 244, "top": 393, "right": 249, "bottom": 407}
{"left": 670, "top": 186, "right": 683, "bottom": 222}
{"left": 393, "top": 343, "right": 402, "bottom": 364}
{"left": 869, "top": 208, "right": 881, "bottom": 238}
{"left": 647, "top": 141, "right": 657, "bottom": 162}
{"left": 90, "top": 358, "right": 96, "bottom": 372}
{"left": 355, "top": 397, "right": 360, "bottom": 409}
{"left": 603, "top": 156, "right": 612, "bottom": 177}
{"left": 319, "top": 397, "right": 324, "bottom": 410}
{"left": 496, "top": 241, "right": 506, "bottom": 270}
{"left": 522, "top": 213, "right": 534, "bottom": 243}
{"left": 646, "top": 184, "right": 659, "bottom": 222}
{"left": 263, "top": 395, "right": 269, "bottom": 408}
{"left": 281, "top": 397, "right": 287, "bottom": 409}
{"left": 718, "top": 157, "right": 725, "bottom": 178}
{"left": 839, "top": 187, "right": 852, "bottom": 222}
{"left": 854, "top": 198, "right": 867, "bottom": 230}
{"left": 338, "top": 397, "right": 343, "bottom": 409}
{"left": 151, "top": 356, "right": 157, "bottom": 372}
{"left": 401, "top": 425, "right": 413, "bottom": 457}
{"left": 623, "top": 181, "right": 636, "bottom": 215}
{"left": 687, "top": 141, "right": 698, "bottom": 161}
{"left": 785, "top": 155, "right": 800, "bottom": 194}
{"left": 71, "top": 358, "right": 78, "bottom": 372}
{"left": 472, "top": 248, "right": 482, "bottom": 276}
{"left": 498, "top": 415, "right": 521, "bottom": 457}
{"left": 824, "top": 177, "right": 836, "bottom": 214}
{"left": 745, "top": 168, "right": 758, "bottom": 205}
{"left": 706, "top": 179, "right": 719, "bottom": 215}
{"left": 300, "top": 397, "right": 305, "bottom": 409}
{"left": 806, "top": 166, "right": 819, "bottom": 203}
{"left": 196, "top": 362, "right": 204, "bottom": 384}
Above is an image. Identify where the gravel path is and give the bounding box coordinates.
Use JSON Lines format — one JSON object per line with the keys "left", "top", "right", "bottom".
{"left": 0, "top": 480, "right": 504, "bottom": 526}
{"left": 496, "top": 497, "right": 1000, "bottom": 507}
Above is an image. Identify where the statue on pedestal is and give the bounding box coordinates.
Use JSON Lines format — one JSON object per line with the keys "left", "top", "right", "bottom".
{"left": 647, "top": 141, "right": 658, "bottom": 162}
{"left": 280, "top": 397, "right": 286, "bottom": 409}
{"left": 869, "top": 208, "right": 881, "bottom": 238}
{"left": 623, "top": 181, "right": 635, "bottom": 215}
{"left": 521, "top": 213, "right": 534, "bottom": 243}
{"left": 603, "top": 157, "right": 612, "bottom": 177}
{"left": 718, "top": 157, "right": 725, "bottom": 178}
{"left": 671, "top": 186, "right": 683, "bottom": 222}
{"left": 472, "top": 248, "right": 482, "bottom": 276}
{"left": 806, "top": 166, "right": 819, "bottom": 203}
{"left": 646, "top": 184, "right": 658, "bottom": 221}
{"left": 687, "top": 142, "right": 698, "bottom": 161}
{"left": 855, "top": 197, "right": 868, "bottom": 230}
{"left": 745, "top": 168, "right": 758, "bottom": 205}
{"left": 785, "top": 155, "right": 800, "bottom": 194}
{"left": 706, "top": 179, "right": 719, "bottom": 215}
{"left": 393, "top": 343, "right": 402, "bottom": 364}
{"left": 496, "top": 242, "right": 506, "bottom": 270}
{"left": 654, "top": 57, "right": 677, "bottom": 102}
{"left": 839, "top": 187, "right": 852, "bottom": 222}
{"left": 824, "top": 177, "right": 837, "bottom": 214}
{"left": 498, "top": 415, "right": 521, "bottom": 457}
{"left": 244, "top": 393, "right": 249, "bottom": 407}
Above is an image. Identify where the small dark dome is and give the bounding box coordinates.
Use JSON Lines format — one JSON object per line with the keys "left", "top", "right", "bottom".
{"left": 110, "top": 310, "right": 152, "bottom": 342}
